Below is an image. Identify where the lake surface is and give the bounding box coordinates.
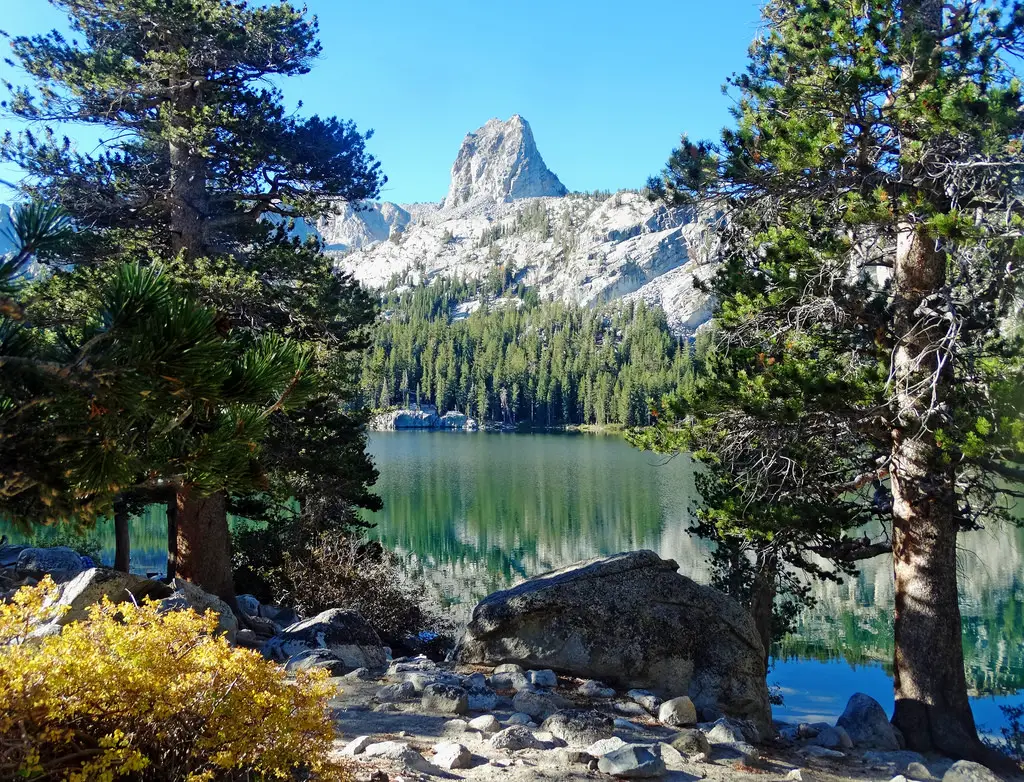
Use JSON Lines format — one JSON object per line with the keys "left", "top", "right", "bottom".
{"left": 363, "top": 430, "right": 1024, "bottom": 735}
{"left": 6, "top": 429, "right": 1023, "bottom": 733}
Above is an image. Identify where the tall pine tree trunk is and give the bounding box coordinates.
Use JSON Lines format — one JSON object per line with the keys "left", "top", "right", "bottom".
{"left": 113, "top": 497, "right": 130, "bottom": 573}
{"left": 748, "top": 551, "right": 777, "bottom": 671}
{"left": 165, "top": 82, "right": 238, "bottom": 602}
{"left": 174, "top": 487, "right": 236, "bottom": 603}
{"left": 889, "top": 223, "right": 983, "bottom": 758}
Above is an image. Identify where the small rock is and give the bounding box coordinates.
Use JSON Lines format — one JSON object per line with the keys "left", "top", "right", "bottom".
{"left": 801, "top": 745, "right": 846, "bottom": 759}
{"left": 578, "top": 679, "right": 616, "bottom": 698}
{"left": 627, "top": 689, "right": 662, "bottom": 714}
{"left": 387, "top": 655, "right": 436, "bottom": 675}
{"left": 659, "top": 695, "right": 697, "bottom": 727}
{"left": 836, "top": 692, "right": 900, "bottom": 750}
{"left": 863, "top": 750, "right": 929, "bottom": 769}
{"left": 442, "top": 718, "right": 469, "bottom": 735}
{"left": 907, "top": 762, "right": 934, "bottom": 780}
{"left": 236, "top": 593, "right": 261, "bottom": 617}
{"left": 402, "top": 672, "right": 431, "bottom": 692}
{"left": 779, "top": 724, "right": 801, "bottom": 742}
{"left": 942, "top": 760, "right": 1005, "bottom": 782}
{"left": 541, "top": 709, "right": 616, "bottom": 746}
{"left": 17, "top": 546, "right": 86, "bottom": 582}
{"left": 340, "top": 735, "right": 374, "bottom": 756}
{"left": 468, "top": 714, "right": 502, "bottom": 734}
{"left": 494, "top": 663, "right": 524, "bottom": 674}
{"left": 811, "top": 725, "right": 853, "bottom": 750}
{"left": 528, "top": 669, "right": 557, "bottom": 688}
{"left": 490, "top": 670, "right": 530, "bottom": 691}
{"left": 462, "top": 672, "right": 487, "bottom": 689}
{"left": 354, "top": 772, "right": 388, "bottom": 782}
{"left": 286, "top": 648, "right": 350, "bottom": 675}
{"left": 559, "top": 748, "right": 596, "bottom": 765}
{"left": 654, "top": 741, "right": 687, "bottom": 771}
{"left": 786, "top": 770, "right": 804, "bottom": 781}
{"left": 234, "top": 629, "right": 263, "bottom": 650}
{"left": 512, "top": 689, "right": 565, "bottom": 719}
{"left": 798, "top": 722, "right": 820, "bottom": 738}
{"left": 585, "top": 736, "right": 628, "bottom": 756}
{"left": 362, "top": 741, "right": 438, "bottom": 773}
{"left": 533, "top": 730, "right": 564, "bottom": 747}
{"left": 489, "top": 725, "right": 545, "bottom": 751}
{"left": 670, "top": 728, "right": 711, "bottom": 757}
{"left": 705, "top": 720, "right": 745, "bottom": 744}
{"left": 421, "top": 683, "right": 468, "bottom": 714}
{"left": 344, "top": 667, "right": 374, "bottom": 680}
{"left": 892, "top": 776, "right": 909, "bottom": 782}
{"left": 506, "top": 712, "right": 534, "bottom": 726}
{"left": 376, "top": 681, "right": 416, "bottom": 702}
{"left": 613, "top": 718, "right": 644, "bottom": 731}
{"left": 489, "top": 758, "right": 512, "bottom": 768}
{"left": 466, "top": 685, "right": 498, "bottom": 711}
{"left": 718, "top": 741, "right": 760, "bottom": 766}
{"left": 614, "top": 700, "right": 650, "bottom": 717}
{"left": 432, "top": 742, "right": 472, "bottom": 770}
{"left": 597, "top": 744, "right": 667, "bottom": 778}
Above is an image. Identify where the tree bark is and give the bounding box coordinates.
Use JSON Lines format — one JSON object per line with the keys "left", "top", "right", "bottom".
{"left": 166, "top": 495, "right": 178, "bottom": 581}
{"left": 168, "top": 83, "right": 208, "bottom": 259}
{"left": 174, "top": 487, "right": 236, "bottom": 603}
{"left": 113, "top": 497, "right": 130, "bottom": 573}
{"left": 748, "top": 554, "right": 777, "bottom": 671}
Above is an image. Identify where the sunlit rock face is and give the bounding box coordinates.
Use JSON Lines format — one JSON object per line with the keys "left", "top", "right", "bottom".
{"left": 442, "top": 114, "right": 567, "bottom": 208}
{"left": 316, "top": 116, "right": 719, "bottom": 335}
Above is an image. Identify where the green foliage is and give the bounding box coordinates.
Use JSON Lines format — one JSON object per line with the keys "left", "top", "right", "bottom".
{"left": 361, "top": 279, "right": 703, "bottom": 426}
{"left": 638, "top": 0, "right": 1024, "bottom": 663}
{"left": 1, "top": 0, "right": 384, "bottom": 541}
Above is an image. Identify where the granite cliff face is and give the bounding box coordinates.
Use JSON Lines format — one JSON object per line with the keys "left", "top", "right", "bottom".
{"left": 443, "top": 114, "right": 567, "bottom": 208}
{"left": 318, "top": 116, "right": 716, "bottom": 334}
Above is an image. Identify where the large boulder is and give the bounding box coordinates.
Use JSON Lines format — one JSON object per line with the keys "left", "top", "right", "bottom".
{"left": 836, "top": 693, "right": 900, "bottom": 750}
{"left": 264, "top": 608, "right": 386, "bottom": 671}
{"left": 56, "top": 568, "right": 173, "bottom": 625}
{"left": 17, "top": 546, "right": 88, "bottom": 582}
{"left": 455, "top": 550, "right": 771, "bottom": 734}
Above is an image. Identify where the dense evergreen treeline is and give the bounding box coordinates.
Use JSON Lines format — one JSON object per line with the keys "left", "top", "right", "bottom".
{"left": 359, "top": 281, "right": 707, "bottom": 426}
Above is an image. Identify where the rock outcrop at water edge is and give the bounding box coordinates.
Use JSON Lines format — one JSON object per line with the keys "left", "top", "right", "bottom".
{"left": 453, "top": 549, "right": 773, "bottom": 736}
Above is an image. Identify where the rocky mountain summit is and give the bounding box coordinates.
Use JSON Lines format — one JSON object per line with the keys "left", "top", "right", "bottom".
{"left": 317, "top": 116, "right": 717, "bottom": 334}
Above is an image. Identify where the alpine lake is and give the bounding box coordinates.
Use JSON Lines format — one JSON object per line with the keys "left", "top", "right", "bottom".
{"left": 7, "top": 430, "right": 1024, "bottom": 735}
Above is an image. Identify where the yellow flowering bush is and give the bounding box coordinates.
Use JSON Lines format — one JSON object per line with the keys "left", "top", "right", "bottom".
{"left": 0, "top": 578, "right": 350, "bottom": 781}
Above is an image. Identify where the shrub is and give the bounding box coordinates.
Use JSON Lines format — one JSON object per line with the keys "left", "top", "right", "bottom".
{"left": 0, "top": 578, "right": 349, "bottom": 782}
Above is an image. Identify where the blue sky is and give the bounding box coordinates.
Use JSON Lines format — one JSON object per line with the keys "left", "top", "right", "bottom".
{"left": 0, "top": 0, "right": 765, "bottom": 204}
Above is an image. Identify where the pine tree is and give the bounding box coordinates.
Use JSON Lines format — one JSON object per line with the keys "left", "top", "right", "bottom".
{"left": 3, "top": 0, "right": 384, "bottom": 600}
{"left": 643, "top": 0, "right": 1024, "bottom": 760}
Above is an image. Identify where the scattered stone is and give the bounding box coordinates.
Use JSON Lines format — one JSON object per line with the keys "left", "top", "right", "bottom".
{"left": 528, "top": 668, "right": 558, "bottom": 688}
{"left": 578, "top": 679, "right": 616, "bottom": 698}
{"left": 670, "top": 729, "right": 711, "bottom": 757}
{"left": 376, "top": 681, "right": 417, "bottom": 702}
{"left": 801, "top": 745, "right": 846, "bottom": 759}
{"left": 354, "top": 771, "right": 388, "bottom": 782}
{"left": 362, "top": 741, "right": 438, "bottom": 774}
{"left": 614, "top": 700, "right": 650, "bottom": 718}
{"left": 786, "top": 770, "right": 804, "bottom": 781}
{"left": 468, "top": 714, "right": 502, "bottom": 734}
{"left": 387, "top": 656, "right": 437, "bottom": 675}
{"left": 344, "top": 667, "right": 374, "bottom": 680}
{"left": 705, "top": 719, "right": 746, "bottom": 745}
{"left": 942, "top": 761, "right": 1005, "bottom": 782}
{"left": 627, "top": 689, "right": 662, "bottom": 714}
{"left": 559, "top": 748, "right": 596, "bottom": 765}
{"left": 489, "top": 725, "right": 544, "bottom": 751}
{"left": 454, "top": 550, "right": 773, "bottom": 735}
{"left": 533, "top": 730, "right": 564, "bottom": 747}
{"left": 432, "top": 741, "right": 472, "bottom": 770}
{"left": 541, "top": 709, "right": 616, "bottom": 746}
{"left": 421, "top": 683, "right": 468, "bottom": 714}
{"left": 17, "top": 546, "right": 86, "bottom": 582}
{"left": 892, "top": 776, "right": 909, "bottom": 782}
{"left": 907, "top": 761, "right": 935, "bottom": 780}
{"left": 442, "top": 718, "right": 469, "bottom": 735}
{"left": 234, "top": 629, "right": 262, "bottom": 650}
{"left": 597, "top": 744, "right": 667, "bottom": 778}
{"left": 489, "top": 758, "right": 512, "bottom": 768}
{"left": 490, "top": 669, "right": 530, "bottom": 691}
{"left": 778, "top": 724, "right": 801, "bottom": 742}
{"left": 464, "top": 672, "right": 488, "bottom": 690}
{"left": 466, "top": 685, "right": 498, "bottom": 711}
{"left": 340, "top": 735, "right": 374, "bottom": 756}
{"left": 505, "top": 712, "right": 534, "bottom": 726}
{"left": 285, "top": 649, "right": 349, "bottom": 675}
{"left": 512, "top": 688, "right": 565, "bottom": 719}
{"left": 811, "top": 725, "right": 853, "bottom": 750}
{"left": 836, "top": 692, "right": 900, "bottom": 750}
{"left": 798, "top": 722, "right": 821, "bottom": 739}
{"left": 654, "top": 741, "right": 687, "bottom": 771}
{"left": 159, "top": 578, "right": 239, "bottom": 642}
{"left": 659, "top": 695, "right": 697, "bottom": 727}
{"left": 585, "top": 736, "right": 628, "bottom": 757}
{"left": 236, "top": 593, "right": 261, "bottom": 617}
{"left": 402, "top": 673, "right": 430, "bottom": 692}
{"left": 264, "top": 609, "right": 386, "bottom": 670}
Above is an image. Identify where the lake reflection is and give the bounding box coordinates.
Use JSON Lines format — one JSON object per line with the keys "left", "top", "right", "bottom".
{"left": 364, "top": 430, "right": 1024, "bottom": 726}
